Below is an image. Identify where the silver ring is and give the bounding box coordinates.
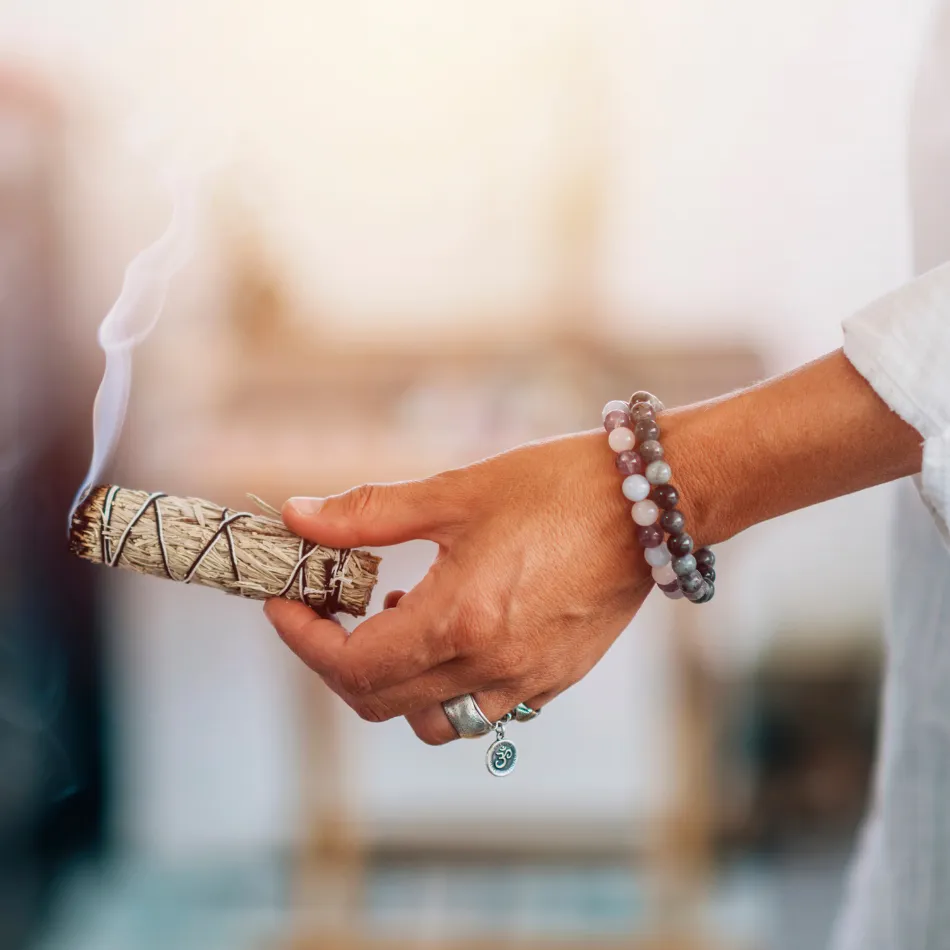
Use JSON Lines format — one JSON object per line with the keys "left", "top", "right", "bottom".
{"left": 513, "top": 703, "right": 541, "bottom": 723}
{"left": 442, "top": 694, "right": 494, "bottom": 739}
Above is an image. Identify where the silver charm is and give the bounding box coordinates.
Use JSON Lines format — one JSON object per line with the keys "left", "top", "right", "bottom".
{"left": 486, "top": 719, "right": 517, "bottom": 777}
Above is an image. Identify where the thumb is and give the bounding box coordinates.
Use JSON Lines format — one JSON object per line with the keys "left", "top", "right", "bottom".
{"left": 282, "top": 476, "right": 463, "bottom": 548}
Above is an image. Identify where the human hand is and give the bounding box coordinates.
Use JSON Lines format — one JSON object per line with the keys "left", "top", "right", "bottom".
{"left": 265, "top": 347, "right": 931, "bottom": 743}
{"left": 264, "top": 426, "right": 695, "bottom": 745}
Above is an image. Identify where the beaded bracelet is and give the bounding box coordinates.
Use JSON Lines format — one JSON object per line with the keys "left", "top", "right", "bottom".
{"left": 602, "top": 391, "right": 717, "bottom": 604}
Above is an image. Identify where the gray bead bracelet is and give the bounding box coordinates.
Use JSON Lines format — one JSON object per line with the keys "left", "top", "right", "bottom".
{"left": 603, "top": 391, "right": 717, "bottom": 604}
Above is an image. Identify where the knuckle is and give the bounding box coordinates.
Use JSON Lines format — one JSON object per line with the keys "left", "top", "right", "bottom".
{"left": 451, "top": 599, "right": 497, "bottom": 654}
{"left": 433, "top": 616, "right": 464, "bottom": 665}
{"left": 355, "top": 699, "right": 395, "bottom": 724}
{"left": 503, "top": 640, "right": 532, "bottom": 679}
{"left": 337, "top": 662, "right": 375, "bottom": 698}
{"left": 448, "top": 597, "right": 534, "bottom": 685}
{"left": 412, "top": 721, "right": 452, "bottom": 747}
{"left": 481, "top": 641, "right": 528, "bottom": 685}
{"left": 343, "top": 483, "right": 379, "bottom": 520}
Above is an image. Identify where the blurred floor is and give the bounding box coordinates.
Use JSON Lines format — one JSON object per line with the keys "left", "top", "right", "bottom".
{"left": 768, "top": 841, "right": 848, "bottom": 950}
{"left": 31, "top": 856, "right": 288, "bottom": 950}
{"left": 30, "top": 843, "right": 849, "bottom": 950}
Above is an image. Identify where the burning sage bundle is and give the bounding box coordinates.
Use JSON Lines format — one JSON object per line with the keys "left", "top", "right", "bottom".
{"left": 69, "top": 486, "right": 380, "bottom": 617}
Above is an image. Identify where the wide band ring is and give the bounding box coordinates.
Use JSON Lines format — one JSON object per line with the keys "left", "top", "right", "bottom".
{"left": 442, "top": 694, "right": 494, "bottom": 739}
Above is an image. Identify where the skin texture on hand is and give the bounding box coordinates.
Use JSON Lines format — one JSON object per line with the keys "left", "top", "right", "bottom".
{"left": 665, "top": 348, "right": 924, "bottom": 544}
{"left": 264, "top": 431, "right": 655, "bottom": 744}
{"left": 264, "top": 348, "right": 924, "bottom": 745}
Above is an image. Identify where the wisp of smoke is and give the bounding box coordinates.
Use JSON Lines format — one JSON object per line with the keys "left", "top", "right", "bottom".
{"left": 67, "top": 163, "right": 203, "bottom": 530}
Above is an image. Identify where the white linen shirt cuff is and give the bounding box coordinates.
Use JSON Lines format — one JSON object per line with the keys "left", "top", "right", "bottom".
{"left": 843, "top": 260, "right": 950, "bottom": 545}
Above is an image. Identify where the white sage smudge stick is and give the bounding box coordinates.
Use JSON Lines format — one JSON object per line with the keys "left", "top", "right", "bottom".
{"left": 69, "top": 486, "right": 380, "bottom": 617}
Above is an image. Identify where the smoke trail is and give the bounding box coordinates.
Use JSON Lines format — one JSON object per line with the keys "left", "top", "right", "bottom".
{"left": 67, "top": 162, "right": 203, "bottom": 528}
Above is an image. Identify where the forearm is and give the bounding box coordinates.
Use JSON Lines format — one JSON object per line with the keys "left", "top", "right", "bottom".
{"left": 665, "top": 349, "right": 925, "bottom": 546}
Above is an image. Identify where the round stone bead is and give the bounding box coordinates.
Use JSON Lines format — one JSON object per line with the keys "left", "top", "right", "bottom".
{"left": 621, "top": 474, "right": 651, "bottom": 502}
{"left": 644, "top": 544, "right": 672, "bottom": 568}
{"left": 633, "top": 418, "right": 660, "bottom": 443}
{"left": 630, "top": 402, "right": 656, "bottom": 423}
{"left": 602, "top": 399, "right": 630, "bottom": 421}
{"left": 699, "top": 582, "right": 715, "bottom": 603}
{"left": 629, "top": 391, "right": 665, "bottom": 413}
{"left": 667, "top": 532, "right": 694, "bottom": 557}
{"left": 653, "top": 484, "right": 680, "bottom": 510}
{"left": 651, "top": 563, "right": 677, "bottom": 586}
{"left": 679, "top": 570, "right": 704, "bottom": 594}
{"left": 631, "top": 499, "right": 659, "bottom": 526}
{"left": 615, "top": 451, "right": 644, "bottom": 476}
{"left": 657, "top": 580, "right": 679, "bottom": 593}
{"left": 638, "top": 439, "right": 663, "bottom": 463}
{"left": 697, "top": 565, "right": 715, "bottom": 582}
{"left": 603, "top": 409, "right": 631, "bottom": 431}
{"left": 664, "top": 587, "right": 685, "bottom": 600}
{"left": 660, "top": 510, "right": 685, "bottom": 535}
{"left": 608, "top": 427, "right": 636, "bottom": 453}
{"left": 685, "top": 583, "right": 708, "bottom": 603}
{"left": 645, "top": 460, "right": 672, "bottom": 485}
{"left": 672, "top": 554, "right": 697, "bottom": 576}
{"left": 694, "top": 548, "right": 715, "bottom": 569}
{"left": 636, "top": 524, "right": 664, "bottom": 548}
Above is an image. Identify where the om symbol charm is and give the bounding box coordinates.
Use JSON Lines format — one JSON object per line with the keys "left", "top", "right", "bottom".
{"left": 486, "top": 720, "right": 517, "bottom": 777}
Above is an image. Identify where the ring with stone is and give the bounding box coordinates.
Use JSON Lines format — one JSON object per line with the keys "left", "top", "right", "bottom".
{"left": 512, "top": 703, "right": 541, "bottom": 722}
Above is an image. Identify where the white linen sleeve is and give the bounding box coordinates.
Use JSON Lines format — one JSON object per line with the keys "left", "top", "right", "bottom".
{"left": 843, "top": 260, "right": 950, "bottom": 543}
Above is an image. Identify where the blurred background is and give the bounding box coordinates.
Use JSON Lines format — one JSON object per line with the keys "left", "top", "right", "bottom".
{"left": 0, "top": 1, "right": 941, "bottom": 948}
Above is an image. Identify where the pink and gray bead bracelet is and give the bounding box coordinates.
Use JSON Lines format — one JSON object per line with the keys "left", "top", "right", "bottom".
{"left": 603, "top": 391, "right": 716, "bottom": 604}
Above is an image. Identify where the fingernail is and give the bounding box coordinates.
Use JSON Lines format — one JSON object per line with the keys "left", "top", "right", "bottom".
{"left": 287, "top": 496, "right": 325, "bottom": 516}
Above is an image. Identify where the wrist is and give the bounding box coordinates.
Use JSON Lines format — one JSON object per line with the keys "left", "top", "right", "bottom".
{"left": 658, "top": 349, "right": 925, "bottom": 550}
{"left": 576, "top": 427, "right": 647, "bottom": 550}
{"left": 659, "top": 401, "right": 744, "bottom": 549}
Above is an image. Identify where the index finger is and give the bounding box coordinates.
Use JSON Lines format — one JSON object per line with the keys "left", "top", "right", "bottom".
{"left": 264, "top": 584, "right": 457, "bottom": 695}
